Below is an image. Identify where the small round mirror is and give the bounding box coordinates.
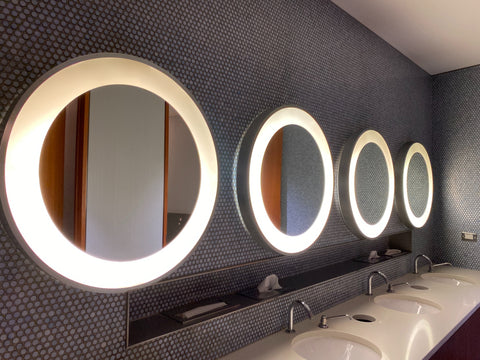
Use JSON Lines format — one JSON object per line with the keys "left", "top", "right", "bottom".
{"left": 395, "top": 142, "right": 433, "bottom": 228}
{"left": 237, "top": 107, "right": 333, "bottom": 254}
{"left": 339, "top": 130, "right": 394, "bottom": 239}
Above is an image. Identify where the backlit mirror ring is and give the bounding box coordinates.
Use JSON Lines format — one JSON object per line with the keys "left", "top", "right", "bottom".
{"left": 0, "top": 54, "right": 218, "bottom": 292}
{"left": 238, "top": 106, "right": 334, "bottom": 254}
{"left": 395, "top": 142, "right": 433, "bottom": 228}
{"left": 339, "top": 130, "right": 394, "bottom": 239}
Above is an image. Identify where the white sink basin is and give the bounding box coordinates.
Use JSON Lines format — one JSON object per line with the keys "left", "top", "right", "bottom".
{"left": 421, "top": 273, "right": 475, "bottom": 286}
{"left": 292, "top": 330, "right": 382, "bottom": 360}
{"left": 374, "top": 294, "right": 441, "bottom": 314}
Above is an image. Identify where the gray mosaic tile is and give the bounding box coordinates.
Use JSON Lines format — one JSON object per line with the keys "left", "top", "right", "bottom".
{"left": 432, "top": 65, "right": 480, "bottom": 268}
{"left": 0, "top": 0, "right": 431, "bottom": 359}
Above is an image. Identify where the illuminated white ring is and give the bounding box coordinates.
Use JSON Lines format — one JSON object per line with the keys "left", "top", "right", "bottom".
{"left": 340, "top": 130, "right": 394, "bottom": 239}
{"left": 396, "top": 142, "right": 433, "bottom": 228}
{"left": 248, "top": 107, "right": 334, "bottom": 254}
{"left": 0, "top": 54, "right": 218, "bottom": 291}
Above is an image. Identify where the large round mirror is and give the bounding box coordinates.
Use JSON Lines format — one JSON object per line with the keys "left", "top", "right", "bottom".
{"left": 395, "top": 142, "right": 433, "bottom": 228}
{"left": 339, "top": 130, "right": 394, "bottom": 239}
{"left": 237, "top": 107, "right": 334, "bottom": 254}
{"left": 0, "top": 54, "right": 218, "bottom": 291}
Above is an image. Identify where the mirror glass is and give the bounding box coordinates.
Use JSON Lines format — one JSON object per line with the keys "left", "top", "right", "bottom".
{"left": 39, "top": 85, "right": 200, "bottom": 261}
{"left": 0, "top": 55, "right": 218, "bottom": 291}
{"left": 407, "top": 153, "right": 429, "bottom": 217}
{"left": 261, "top": 125, "right": 324, "bottom": 235}
{"left": 395, "top": 142, "right": 433, "bottom": 228}
{"left": 339, "top": 130, "right": 394, "bottom": 239}
{"left": 355, "top": 143, "right": 388, "bottom": 225}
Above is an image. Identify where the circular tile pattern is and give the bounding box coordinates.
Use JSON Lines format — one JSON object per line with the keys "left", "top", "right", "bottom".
{"left": 1, "top": 0, "right": 430, "bottom": 359}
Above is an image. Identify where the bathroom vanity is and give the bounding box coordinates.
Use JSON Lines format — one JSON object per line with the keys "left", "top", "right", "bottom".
{"left": 222, "top": 266, "right": 480, "bottom": 360}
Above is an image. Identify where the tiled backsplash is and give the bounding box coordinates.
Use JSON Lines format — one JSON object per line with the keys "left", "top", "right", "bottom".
{"left": 129, "top": 236, "right": 391, "bottom": 321}
{"left": 129, "top": 255, "right": 412, "bottom": 358}
{"left": 0, "top": 0, "right": 431, "bottom": 359}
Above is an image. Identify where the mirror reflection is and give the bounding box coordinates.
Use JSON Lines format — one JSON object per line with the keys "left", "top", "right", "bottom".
{"left": 355, "top": 142, "right": 388, "bottom": 225}
{"left": 261, "top": 125, "right": 324, "bottom": 236}
{"left": 407, "top": 153, "right": 429, "bottom": 217}
{"left": 39, "top": 85, "right": 200, "bottom": 261}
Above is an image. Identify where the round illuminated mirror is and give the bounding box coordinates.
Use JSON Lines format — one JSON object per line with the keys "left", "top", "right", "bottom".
{"left": 0, "top": 54, "right": 218, "bottom": 291}
{"left": 339, "top": 130, "right": 394, "bottom": 239}
{"left": 395, "top": 142, "right": 433, "bottom": 228}
{"left": 237, "top": 107, "right": 334, "bottom": 254}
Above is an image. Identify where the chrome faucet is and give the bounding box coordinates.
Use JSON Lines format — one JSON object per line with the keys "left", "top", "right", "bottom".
{"left": 319, "top": 314, "right": 352, "bottom": 329}
{"left": 286, "top": 300, "right": 313, "bottom": 333}
{"left": 414, "top": 254, "right": 433, "bottom": 274}
{"left": 387, "top": 281, "right": 409, "bottom": 293}
{"left": 414, "top": 255, "right": 452, "bottom": 274}
{"left": 432, "top": 262, "right": 453, "bottom": 270}
{"left": 366, "top": 270, "right": 390, "bottom": 295}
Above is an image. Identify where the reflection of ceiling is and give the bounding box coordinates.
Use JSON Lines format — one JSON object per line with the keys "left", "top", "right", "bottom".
{"left": 331, "top": 0, "right": 480, "bottom": 75}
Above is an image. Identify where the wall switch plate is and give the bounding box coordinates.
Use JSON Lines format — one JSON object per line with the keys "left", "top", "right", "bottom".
{"left": 462, "top": 232, "right": 477, "bottom": 241}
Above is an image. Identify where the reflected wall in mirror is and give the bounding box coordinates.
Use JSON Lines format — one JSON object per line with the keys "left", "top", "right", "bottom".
{"left": 355, "top": 142, "right": 389, "bottom": 225}
{"left": 0, "top": 54, "right": 218, "bottom": 291}
{"left": 339, "top": 130, "right": 394, "bottom": 239}
{"left": 395, "top": 142, "right": 433, "bottom": 228}
{"left": 261, "top": 125, "right": 324, "bottom": 236}
{"left": 237, "top": 106, "right": 333, "bottom": 254}
{"left": 39, "top": 85, "right": 200, "bottom": 261}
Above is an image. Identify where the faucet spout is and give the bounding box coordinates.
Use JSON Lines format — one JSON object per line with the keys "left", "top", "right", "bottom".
{"left": 387, "top": 282, "right": 409, "bottom": 293}
{"left": 319, "top": 314, "right": 352, "bottom": 328}
{"left": 366, "top": 270, "right": 390, "bottom": 296}
{"left": 414, "top": 254, "right": 433, "bottom": 274}
{"left": 432, "top": 262, "right": 453, "bottom": 269}
{"left": 286, "top": 300, "right": 313, "bottom": 333}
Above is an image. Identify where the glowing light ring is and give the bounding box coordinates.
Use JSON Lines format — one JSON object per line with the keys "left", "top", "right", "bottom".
{"left": 341, "top": 130, "right": 394, "bottom": 239}
{"left": 0, "top": 55, "right": 218, "bottom": 291}
{"left": 397, "top": 142, "right": 433, "bottom": 228}
{"left": 248, "top": 107, "right": 334, "bottom": 254}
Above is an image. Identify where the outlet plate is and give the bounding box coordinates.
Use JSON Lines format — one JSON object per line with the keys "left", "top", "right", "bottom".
{"left": 462, "top": 232, "right": 477, "bottom": 242}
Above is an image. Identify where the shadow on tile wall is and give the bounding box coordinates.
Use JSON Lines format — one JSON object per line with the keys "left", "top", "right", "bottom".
{"left": 0, "top": 0, "right": 431, "bottom": 358}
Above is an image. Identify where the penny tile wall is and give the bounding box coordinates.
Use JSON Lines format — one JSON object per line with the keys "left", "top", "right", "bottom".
{"left": 0, "top": 0, "right": 432, "bottom": 358}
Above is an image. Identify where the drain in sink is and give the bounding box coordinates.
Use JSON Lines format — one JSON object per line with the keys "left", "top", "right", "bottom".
{"left": 352, "top": 314, "right": 376, "bottom": 323}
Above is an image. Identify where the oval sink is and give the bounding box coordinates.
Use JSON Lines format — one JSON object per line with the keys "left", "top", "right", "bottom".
{"left": 292, "top": 330, "right": 382, "bottom": 360}
{"left": 374, "top": 294, "right": 441, "bottom": 314}
{"left": 421, "top": 273, "right": 474, "bottom": 286}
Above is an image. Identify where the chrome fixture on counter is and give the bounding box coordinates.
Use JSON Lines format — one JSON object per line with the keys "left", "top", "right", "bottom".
{"left": 387, "top": 282, "right": 410, "bottom": 293}
{"left": 367, "top": 271, "right": 390, "bottom": 296}
{"left": 414, "top": 254, "right": 433, "bottom": 274}
{"left": 319, "top": 314, "right": 352, "bottom": 329}
{"left": 286, "top": 300, "right": 313, "bottom": 333}
{"left": 414, "top": 254, "right": 452, "bottom": 274}
{"left": 432, "top": 262, "right": 453, "bottom": 270}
